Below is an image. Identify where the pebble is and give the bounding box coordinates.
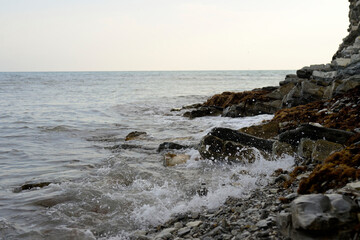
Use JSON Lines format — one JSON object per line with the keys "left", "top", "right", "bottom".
{"left": 186, "top": 220, "right": 202, "bottom": 228}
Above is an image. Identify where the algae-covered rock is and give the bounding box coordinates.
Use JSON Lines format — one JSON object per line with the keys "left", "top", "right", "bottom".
{"left": 239, "top": 121, "right": 279, "bottom": 139}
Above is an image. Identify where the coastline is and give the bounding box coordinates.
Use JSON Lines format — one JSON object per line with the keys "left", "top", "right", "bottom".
{"left": 132, "top": 1, "right": 360, "bottom": 239}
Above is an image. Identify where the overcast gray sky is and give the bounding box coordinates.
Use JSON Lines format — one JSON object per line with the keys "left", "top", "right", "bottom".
{"left": 0, "top": 0, "right": 349, "bottom": 71}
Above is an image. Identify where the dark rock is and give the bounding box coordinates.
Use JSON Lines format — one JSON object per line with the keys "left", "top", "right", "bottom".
{"left": 279, "top": 75, "right": 304, "bottom": 86}
{"left": 157, "top": 142, "right": 188, "bottom": 152}
{"left": 183, "top": 106, "right": 223, "bottom": 119}
{"left": 278, "top": 124, "right": 355, "bottom": 146}
{"left": 125, "top": 131, "right": 147, "bottom": 141}
{"left": 205, "top": 128, "right": 275, "bottom": 152}
{"left": 14, "top": 182, "right": 52, "bottom": 193}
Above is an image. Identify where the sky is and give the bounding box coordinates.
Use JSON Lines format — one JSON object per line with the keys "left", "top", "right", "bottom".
{"left": 0, "top": 0, "right": 349, "bottom": 71}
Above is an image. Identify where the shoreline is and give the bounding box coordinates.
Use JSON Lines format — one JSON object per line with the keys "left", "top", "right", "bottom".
{"left": 131, "top": 1, "right": 360, "bottom": 238}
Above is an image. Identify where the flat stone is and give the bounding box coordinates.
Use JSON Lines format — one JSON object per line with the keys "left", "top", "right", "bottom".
{"left": 177, "top": 227, "right": 191, "bottom": 237}
{"left": 186, "top": 221, "right": 202, "bottom": 228}
{"left": 256, "top": 219, "right": 269, "bottom": 228}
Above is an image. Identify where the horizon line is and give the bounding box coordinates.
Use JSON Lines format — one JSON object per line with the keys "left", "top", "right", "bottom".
{"left": 0, "top": 69, "right": 296, "bottom": 73}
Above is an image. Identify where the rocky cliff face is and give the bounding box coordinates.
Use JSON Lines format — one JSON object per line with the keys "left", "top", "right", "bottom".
{"left": 333, "top": 0, "right": 360, "bottom": 61}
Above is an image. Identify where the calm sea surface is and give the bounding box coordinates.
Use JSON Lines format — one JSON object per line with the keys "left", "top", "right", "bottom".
{"left": 0, "top": 71, "right": 295, "bottom": 239}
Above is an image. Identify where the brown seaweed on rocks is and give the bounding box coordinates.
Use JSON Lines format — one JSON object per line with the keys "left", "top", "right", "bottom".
{"left": 298, "top": 144, "right": 360, "bottom": 194}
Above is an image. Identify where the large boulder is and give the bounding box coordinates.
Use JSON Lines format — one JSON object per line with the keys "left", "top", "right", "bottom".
{"left": 278, "top": 124, "right": 355, "bottom": 146}
{"left": 278, "top": 194, "right": 358, "bottom": 239}
{"left": 199, "top": 128, "right": 274, "bottom": 162}
{"left": 238, "top": 121, "right": 279, "bottom": 139}
{"left": 297, "top": 138, "right": 344, "bottom": 163}
{"left": 333, "top": 74, "right": 360, "bottom": 96}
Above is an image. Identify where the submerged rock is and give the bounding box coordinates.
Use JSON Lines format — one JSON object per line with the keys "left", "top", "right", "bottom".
{"left": 14, "top": 182, "right": 52, "bottom": 193}
{"left": 163, "top": 153, "right": 190, "bottom": 167}
{"left": 157, "top": 142, "right": 188, "bottom": 152}
{"left": 125, "top": 131, "right": 147, "bottom": 141}
{"left": 183, "top": 106, "right": 223, "bottom": 119}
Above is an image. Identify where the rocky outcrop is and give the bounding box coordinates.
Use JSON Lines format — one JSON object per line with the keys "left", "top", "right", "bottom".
{"left": 278, "top": 194, "right": 358, "bottom": 240}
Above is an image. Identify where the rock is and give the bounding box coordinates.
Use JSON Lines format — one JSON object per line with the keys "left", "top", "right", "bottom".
{"left": 291, "top": 194, "right": 336, "bottom": 231}
{"left": 297, "top": 138, "right": 315, "bottom": 161}
{"left": 157, "top": 142, "right": 188, "bottom": 152}
{"left": 296, "top": 64, "right": 332, "bottom": 79}
{"left": 333, "top": 74, "right": 360, "bottom": 96}
{"left": 266, "top": 83, "right": 295, "bottom": 100}
{"left": 199, "top": 128, "right": 274, "bottom": 162}
{"left": 311, "top": 139, "right": 344, "bottom": 163}
{"left": 177, "top": 227, "right": 191, "bottom": 237}
{"left": 183, "top": 106, "right": 223, "bottom": 119}
{"left": 272, "top": 141, "right": 295, "bottom": 158}
{"left": 279, "top": 75, "right": 304, "bottom": 86}
{"left": 312, "top": 71, "right": 337, "bottom": 83}
{"left": 163, "top": 153, "right": 190, "bottom": 167}
{"left": 256, "top": 219, "right": 269, "bottom": 228}
{"left": 186, "top": 221, "right": 202, "bottom": 228}
{"left": 207, "top": 128, "right": 274, "bottom": 152}
{"left": 125, "top": 131, "right": 147, "bottom": 141}
{"left": 278, "top": 124, "right": 355, "bottom": 146}
{"left": 14, "top": 182, "right": 52, "bottom": 192}
{"left": 279, "top": 194, "right": 359, "bottom": 239}
{"left": 238, "top": 121, "right": 279, "bottom": 139}
{"left": 332, "top": 58, "right": 352, "bottom": 68}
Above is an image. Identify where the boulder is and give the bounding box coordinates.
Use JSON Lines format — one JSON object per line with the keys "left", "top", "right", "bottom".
{"left": 312, "top": 71, "right": 337, "bottom": 84}
{"left": 333, "top": 74, "right": 360, "bottom": 96}
{"left": 297, "top": 139, "right": 344, "bottom": 163}
{"left": 157, "top": 142, "right": 188, "bottom": 152}
{"left": 206, "top": 128, "right": 274, "bottom": 152}
{"left": 272, "top": 141, "right": 295, "bottom": 158}
{"left": 183, "top": 106, "right": 223, "bottom": 119}
{"left": 163, "top": 153, "right": 190, "bottom": 167}
{"left": 14, "top": 182, "right": 52, "bottom": 193}
{"left": 199, "top": 128, "right": 274, "bottom": 162}
{"left": 311, "top": 140, "right": 344, "bottom": 163}
{"left": 278, "top": 194, "right": 358, "bottom": 239}
{"left": 266, "top": 83, "right": 295, "bottom": 100}
{"left": 125, "top": 131, "right": 147, "bottom": 141}
{"left": 239, "top": 121, "right": 279, "bottom": 139}
{"left": 278, "top": 124, "right": 355, "bottom": 146}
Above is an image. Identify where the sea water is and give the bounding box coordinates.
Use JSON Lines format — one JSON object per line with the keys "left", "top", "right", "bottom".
{"left": 0, "top": 71, "right": 295, "bottom": 239}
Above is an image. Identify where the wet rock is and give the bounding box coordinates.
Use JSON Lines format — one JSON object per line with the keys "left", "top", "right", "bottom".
{"left": 183, "top": 106, "right": 223, "bottom": 119}
{"left": 272, "top": 141, "right": 295, "bottom": 158}
{"left": 207, "top": 128, "right": 274, "bottom": 152}
{"left": 163, "top": 153, "right": 190, "bottom": 167}
{"left": 157, "top": 142, "right": 188, "bottom": 152}
{"left": 125, "top": 131, "right": 147, "bottom": 141}
{"left": 14, "top": 182, "right": 52, "bottom": 193}
{"left": 278, "top": 124, "right": 355, "bottom": 146}
{"left": 239, "top": 121, "right": 279, "bottom": 139}
{"left": 199, "top": 128, "right": 274, "bottom": 162}
{"left": 311, "top": 139, "right": 344, "bottom": 163}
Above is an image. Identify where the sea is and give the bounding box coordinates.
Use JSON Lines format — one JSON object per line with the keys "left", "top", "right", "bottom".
{"left": 0, "top": 71, "right": 295, "bottom": 239}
